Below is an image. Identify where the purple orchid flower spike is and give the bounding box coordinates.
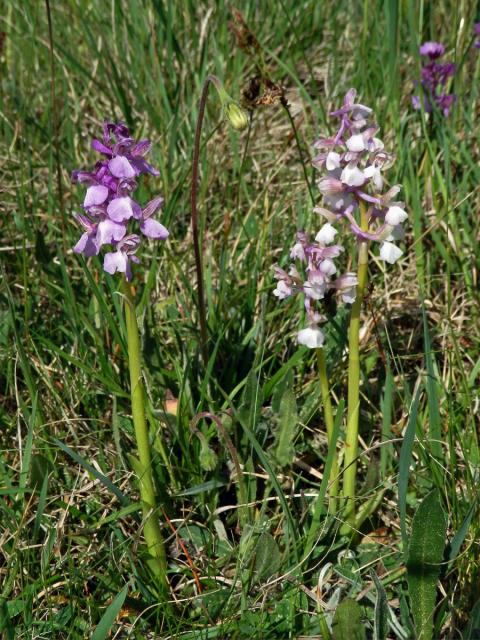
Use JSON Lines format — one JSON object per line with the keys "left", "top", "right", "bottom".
{"left": 413, "top": 41, "right": 456, "bottom": 117}
{"left": 71, "top": 122, "right": 168, "bottom": 280}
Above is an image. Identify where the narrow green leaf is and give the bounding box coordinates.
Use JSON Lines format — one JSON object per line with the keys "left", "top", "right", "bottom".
{"left": 304, "top": 398, "right": 344, "bottom": 557}
{"left": 371, "top": 571, "right": 389, "bottom": 640}
{"left": 422, "top": 305, "right": 442, "bottom": 460}
{"left": 91, "top": 584, "right": 128, "bottom": 640}
{"left": 399, "top": 382, "right": 422, "bottom": 553}
{"left": 239, "top": 369, "right": 262, "bottom": 431}
{"left": 19, "top": 393, "right": 36, "bottom": 491}
{"left": 33, "top": 474, "right": 49, "bottom": 542}
{"left": 53, "top": 439, "right": 134, "bottom": 514}
{"left": 448, "top": 500, "right": 477, "bottom": 567}
{"left": 407, "top": 490, "right": 447, "bottom": 640}
{"left": 380, "top": 366, "right": 393, "bottom": 476}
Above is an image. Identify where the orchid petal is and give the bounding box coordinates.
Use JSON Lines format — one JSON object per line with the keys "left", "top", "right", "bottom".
{"left": 84, "top": 185, "right": 109, "bottom": 208}
{"left": 140, "top": 218, "right": 169, "bottom": 239}
{"left": 107, "top": 197, "right": 134, "bottom": 222}
{"left": 108, "top": 156, "right": 136, "bottom": 178}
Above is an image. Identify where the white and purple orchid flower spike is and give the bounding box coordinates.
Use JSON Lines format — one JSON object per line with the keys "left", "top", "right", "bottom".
{"left": 273, "top": 89, "right": 408, "bottom": 347}
{"left": 311, "top": 88, "right": 408, "bottom": 265}
{"left": 273, "top": 230, "right": 358, "bottom": 348}
{"left": 71, "top": 122, "right": 168, "bottom": 280}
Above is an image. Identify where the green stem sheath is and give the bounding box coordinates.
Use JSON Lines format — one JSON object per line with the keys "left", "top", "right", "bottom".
{"left": 316, "top": 347, "right": 339, "bottom": 512}
{"left": 122, "top": 279, "right": 167, "bottom": 585}
{"left": 342, "top": 203, "right": 369, "bottom": 531}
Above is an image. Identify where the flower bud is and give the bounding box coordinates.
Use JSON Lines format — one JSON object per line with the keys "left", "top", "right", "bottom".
{"left": 199, "top": 438, "right": 218, "bottom": 471}
{"left": 224, "top": 100, "right": 249, "bottom": 131}
{"left": 209, "top": 76, "right": 249, "bottom": 131}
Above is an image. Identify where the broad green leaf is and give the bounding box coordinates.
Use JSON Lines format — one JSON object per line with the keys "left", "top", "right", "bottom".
{"left": 253, "top": 532, "right": 281, "bottom": 581}
{"left": 332, "top": 598, "right": 366, "bottom": 640}
{"left": 464, "top": 599, "right": 480, "bottom": 640}
{"left": 407, "top": 490, "right": 447, "bottom": 640}
{"left": 274, "top": 387, "right": 297, "bottom": 467}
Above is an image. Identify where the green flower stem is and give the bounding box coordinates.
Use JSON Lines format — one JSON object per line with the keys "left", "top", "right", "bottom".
{"left": 122, "top": 279, "right": 167, "bottom": 585}
{"left": 342, "top": 202, "right": 369, "bottom": 532}
{"left": 191, "top": 75, "right": 249, "bottom": 366}
{"left": 316, "top": 347, "right": 339, "bottom": 512}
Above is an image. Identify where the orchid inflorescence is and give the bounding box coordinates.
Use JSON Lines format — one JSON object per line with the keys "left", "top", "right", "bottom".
{"left": 412, "top": 42, "right": 456, "bottom": 117}
{"left": 274, "top": 89, "right": 408, "bottom": 347}
{"left": 72, "top": 122, "right": 168, "bottom": 280}
{"left": 475, "top": 24, "right": 480, "bottom": 49}
{"left": 273, "top": 232, "right": 357, "bottom": 348}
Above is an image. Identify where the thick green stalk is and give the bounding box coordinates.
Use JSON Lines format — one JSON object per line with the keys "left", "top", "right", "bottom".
{"left": 342, "top": 203, "right": 369, "bottom": 531}
{"left": 316, "top": 347, "right": 339, "bottom": 512}
{"left": 122, "top": 279, "right": 167, "bottom": 585}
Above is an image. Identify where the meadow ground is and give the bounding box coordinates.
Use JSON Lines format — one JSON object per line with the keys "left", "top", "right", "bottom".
{"left": 1, "top": 1, "right": 480, "bottom": 638}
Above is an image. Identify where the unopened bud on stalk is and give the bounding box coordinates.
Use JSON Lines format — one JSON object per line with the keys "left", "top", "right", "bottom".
{"left": 209, "top": 75, "right": 249, "bottom": 131}
{"left": 199, "top": 436, "right": 218, "bottom": 471}
{"left": 223, "top": 99, "right": 249, "bottom": 130}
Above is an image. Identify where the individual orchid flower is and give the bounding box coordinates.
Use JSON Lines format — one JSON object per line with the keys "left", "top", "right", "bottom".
{"left": 104, "top": 235, "right": 141, "bottom": 281}
{"left": 72, "top": 122, "right": 168, "bottom": 280}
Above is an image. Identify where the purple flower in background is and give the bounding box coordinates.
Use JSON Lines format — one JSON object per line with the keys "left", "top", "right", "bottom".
{"left": 419, "top": 41, "right": 445, "bottom": 59}
{"left": 412, "top": 42, "right": 456, "bottom": 116}
{"left": 474, "top": 23, "right": 480, "bottom": 49}
{"left": 71, "top": 122, "right": 168, "bottom": 280}
{"left": 273, "top": 89, "right": 408, "bottom": 346}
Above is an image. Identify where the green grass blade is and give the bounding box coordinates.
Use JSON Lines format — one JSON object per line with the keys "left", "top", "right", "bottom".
{"left": 398, "top": 381, "right": 422, "bottom": 553}
{"left": 91, "top": 584, "right": 128, "bottom": 640}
